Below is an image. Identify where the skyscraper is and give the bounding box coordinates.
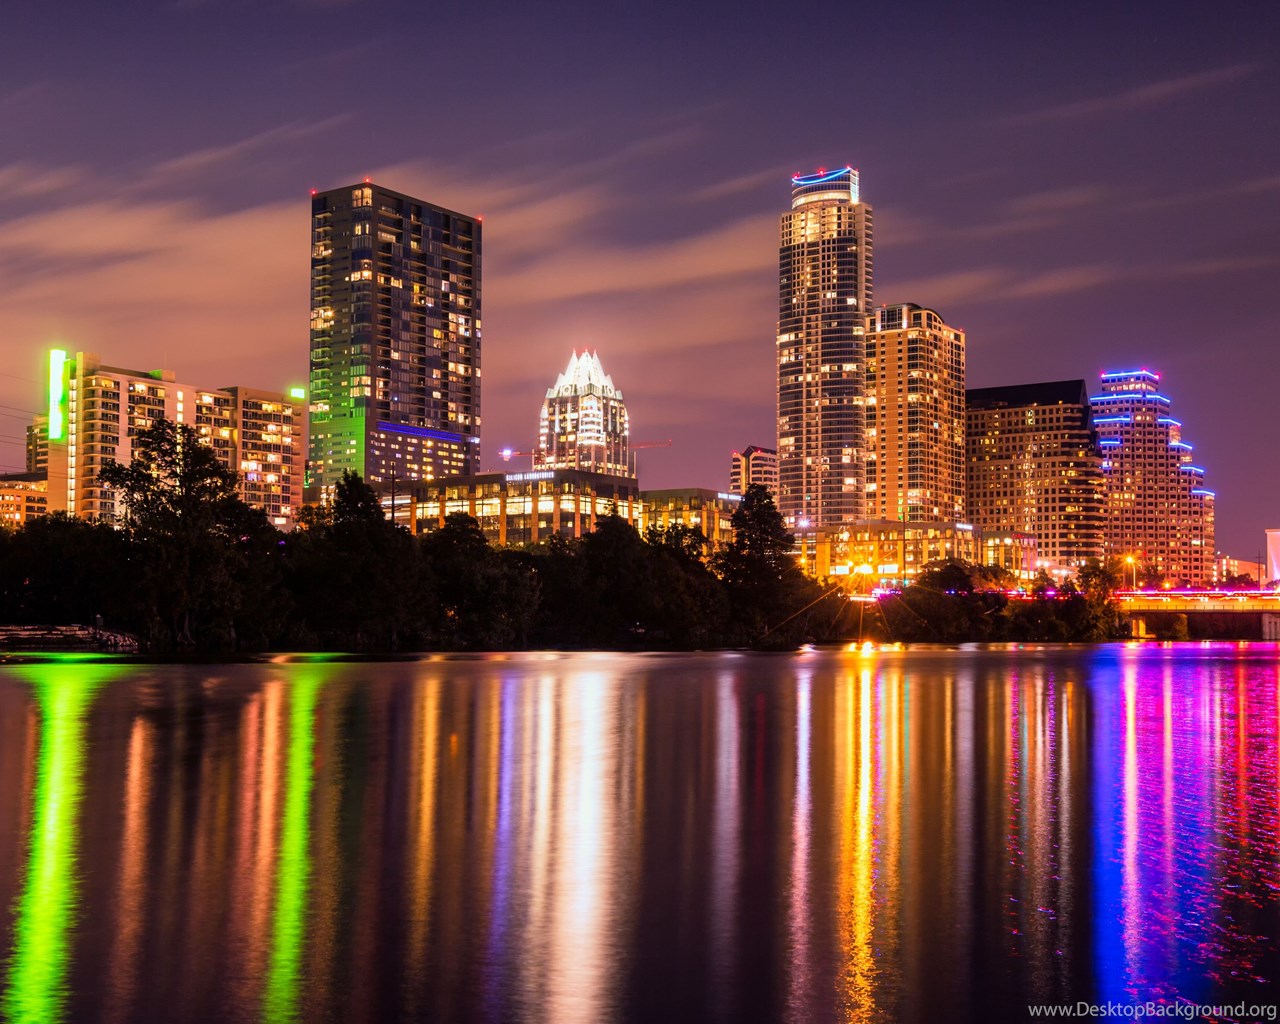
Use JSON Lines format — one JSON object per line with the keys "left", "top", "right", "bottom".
{"left": 965, "top": 379, "right": 1105, "bottom": 570}
{"left": 864, "top": 303, "right": 965, "bottom": 523}
{"left": 1091, "top": 369, "right": 1214, "bottom": 585}
{"left": 776, "top": 166, "right": 873, "bottom": 529}
{"left": 729, "top": 445, "right": 778, "bottom": 498}
{"left": 534, "top": 351, "right": 634, "bottom": 477}
{"left": 308, "top": 182, "right": 481, "bottom": 495}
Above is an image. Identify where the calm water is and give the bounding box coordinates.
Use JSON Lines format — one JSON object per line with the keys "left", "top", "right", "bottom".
{"left": 0, "top": 646, "right": 1278, "bottom": 1024}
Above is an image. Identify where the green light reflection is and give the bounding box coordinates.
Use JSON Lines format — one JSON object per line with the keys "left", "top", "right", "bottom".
{"left": 263, "top": 675, "right": 324, "bottom": 1024}
{"left": 2, "top": 665, "right": 117, "bottom": 1024}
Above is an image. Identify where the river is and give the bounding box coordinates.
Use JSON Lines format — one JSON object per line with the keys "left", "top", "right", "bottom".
{"left": 0, "top": 645, "right": 1277, "bottom": 1023}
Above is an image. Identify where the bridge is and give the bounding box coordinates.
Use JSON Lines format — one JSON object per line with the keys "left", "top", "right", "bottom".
{"left": 1115, "top": 590, "right": 1280, "bottom": 639}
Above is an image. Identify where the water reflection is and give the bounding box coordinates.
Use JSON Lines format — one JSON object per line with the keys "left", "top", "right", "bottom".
{"left": 2, "top": 665, "right": 115, "bottom": 1024}
{"left": 0, "top": 647, "right": 1276, "bottom": 1024}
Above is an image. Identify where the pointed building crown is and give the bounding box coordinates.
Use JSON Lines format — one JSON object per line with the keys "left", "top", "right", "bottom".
{"left": 549, "top": 350, "right": 621, "bottom": 398}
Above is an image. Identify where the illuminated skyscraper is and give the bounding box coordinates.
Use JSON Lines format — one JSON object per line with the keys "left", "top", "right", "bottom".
{"left": 864, "top": 303, "right": 965, "bottom": 523}
{"left": 534, "top": 351, "right": 634, "bottom": 477}
{"left": 965, "top": 379, "right": 1105, "bottom": 570}
{"left": 1090, "top": 369, "right": 1214, "bottom": 585}
{"left": 308, "top": 182, "right": 481, "bottom": 495}
{"left": 729, "top": 445, "right": 778, "bottom": 497}
{"left": 776, "top": 166, "right": 873, "bottom": 528}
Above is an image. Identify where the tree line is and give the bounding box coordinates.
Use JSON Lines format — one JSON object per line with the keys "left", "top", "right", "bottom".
{"left": 0, "top": 420, "right": 848, "bottom": 652}
{"left": 0, "top": 419, "right": 1136, "bottom": 652}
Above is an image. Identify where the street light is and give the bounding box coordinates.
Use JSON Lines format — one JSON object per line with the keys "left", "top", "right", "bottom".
{"left": 1125, "top": 555, "right": 1137, "bottom": 590}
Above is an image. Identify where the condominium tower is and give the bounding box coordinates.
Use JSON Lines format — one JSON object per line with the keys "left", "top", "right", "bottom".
{"left": 965, "top": 379, "right": 1104, "bottom": 570}
{"left": 1091, "top": 369, "right": 1214, "bottom": 585}
{"left": 776, "top": 166, "right": 873, "bottom": 528}
{"left": 864, "top": 303, "right": 965, "bottom": 522}
{"left": 308, "top": 182, "right": 481, "bottom": 494}
{"left": 729, "top": 445, "right": 778, "bottom": 497}
{"left": 534, "top": 351, "right": 634, "bottom": 477}
{"left": 41, "top": 351, "right": 304, "bottom": 529}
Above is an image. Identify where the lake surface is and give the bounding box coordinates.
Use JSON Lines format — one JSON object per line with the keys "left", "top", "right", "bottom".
{"left": 0, "top": 646, "right": 1278, "bottom": 1023}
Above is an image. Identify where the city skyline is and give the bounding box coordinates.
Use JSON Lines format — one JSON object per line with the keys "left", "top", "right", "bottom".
{"left": 0, "top": 1, "right": 1275, "bottom": 554}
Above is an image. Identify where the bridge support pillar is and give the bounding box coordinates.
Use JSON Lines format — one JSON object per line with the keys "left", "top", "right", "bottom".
{"left": 1263, "top": 614, "right": 1280, "bottom": 641}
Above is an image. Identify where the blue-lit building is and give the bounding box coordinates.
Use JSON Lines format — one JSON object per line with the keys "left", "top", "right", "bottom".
{"left": 1090, "top": 369, "right": 1214, "bottom": 586}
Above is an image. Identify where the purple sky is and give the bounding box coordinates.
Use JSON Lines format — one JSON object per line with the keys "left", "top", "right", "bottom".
{"left": 1, "top": 1, "right": 1277, "bottom": 555}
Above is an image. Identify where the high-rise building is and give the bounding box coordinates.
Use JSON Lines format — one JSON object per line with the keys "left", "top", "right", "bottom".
{"left": 1090, "top": 369, "right": 1214, "bottom": 585}
{"left": 965, "top": 379, "right": 1105, "bottom": 571}
{"left": 25, "top": 416, "right": 47, "bottom": 475}
{"left": 534, "top": 351, "right": 633, "bottom": 477}
{"left": 40, "top": 351, "right": 304, "bottom": 529}
{"left": 729, "top": 445, "right": 778, "bottom": 497}
{"left": 776, "top": 166, "right": 873, "bottom": 529}
{"left": 864, "top": 303, "right": 965, "bottom": 523}
{"left": 308, "top": 182, "right": 481, "bottom": 495}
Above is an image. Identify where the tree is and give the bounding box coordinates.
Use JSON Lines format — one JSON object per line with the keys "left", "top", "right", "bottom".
{"left": 1071, "top": 558, "right": 1125, "bottom": 641}
{"left": 407, "top": 512, "right": 541, "bottom": 649}
{"left": 712, "top": 485, "right": 833, "bottom": 647}
{"left": 98, "top": 418, "right": 273, "bottom": 648}
{"left": 284, "top": 470, "right": 427, "bottom": 649}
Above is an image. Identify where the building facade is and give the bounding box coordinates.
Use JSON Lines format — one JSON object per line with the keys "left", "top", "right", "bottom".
{"left": 534, "top": 351, "right": 633, "bottom": 477}
{"left": 1090, "top": 369, "right": 1214, "bottom": 585}
{"left": 408, "top": 468, "right": 642, "bottom": 546}
{"left": 864, "top": 303, "right": 965, "bottom": 523}
{"left": 777, "top": 166, "right": 873, "bottom": 529}
{"left": 0, "top": 474, "right": 47, "bottom": 527}
{"left": 813, "top": 519, "right": 981, "bottom": 588}
{"left": 25, "top": 416, "right": 47, "bottom": 475}
{"left": 308, "top": 182, "right": 481, "bottom": 495}
{"left": 41, "top": 351, "right": 304, "bottom": 529}
{"left": 640, "top": 488, "right": 740, "bottom": 552}
{"left": 966, "top": 379, "right": 1105, "bottom": 571}
{"left": 729, "top": 445, "right": 778, "bottom": 498}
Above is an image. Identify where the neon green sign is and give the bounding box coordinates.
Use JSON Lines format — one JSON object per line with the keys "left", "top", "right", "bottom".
{"left": 289, "top": 387, "right": 306, "bottom": 401}
{"left": 48, "top": 350, "right": 67, "bottom": 441}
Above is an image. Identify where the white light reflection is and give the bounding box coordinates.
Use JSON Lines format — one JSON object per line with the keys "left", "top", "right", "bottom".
{"left": 785, "top": 673, "right": 812, "bottom": 1023}
{"left": 709, "top": 672, "right": 740, "bottom": 1018}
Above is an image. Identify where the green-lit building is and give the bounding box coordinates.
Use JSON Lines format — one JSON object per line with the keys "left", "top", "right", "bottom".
{"left": 308, "top": 182, "right": 481, "bottom": 497}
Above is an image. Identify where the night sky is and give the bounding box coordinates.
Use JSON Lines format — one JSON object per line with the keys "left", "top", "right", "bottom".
{"left": 1, "top": 1, "right": 1276, "bottom": 555}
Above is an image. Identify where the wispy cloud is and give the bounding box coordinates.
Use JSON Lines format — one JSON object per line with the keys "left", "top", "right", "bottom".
{"left": 149, "top": 117, "right": 350, "bottom": 180}
{"left": 0, "top": 163, "right": 85, "bottom": 200}
{"left": 1004, "top": 64, "right": 1259, "bottom": 126}
{"left": 887, "top": 253, "right": 1278, "bottom": 310}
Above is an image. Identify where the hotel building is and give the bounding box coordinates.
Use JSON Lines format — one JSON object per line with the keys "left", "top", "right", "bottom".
{"left": 406, "top": 468, "right": 642, "bottom": 546}
{"left": 640, "top": 488, "right": 740, "bottom": 552}
{"left": 777, "top": 166, "right": 872, "bottom": 529}
{"left": 40, "top": 351, "right": 304, "bottom": 529}
{"left": 729, "top": 445, "right": 778, "bottom": 498}
{"left": 965, "top": 379, "right": 1105, "bottom": 571}
{"left": 308, "top": 182, "right": 481, "bottom": 495}
{"left": 1090, "top": 369, "right": 1214, "bottom": 585}
{"left": 813, "top": 519, "right": 983, "bottom": 588}
{"left": 864, "top": 303, "right": 965, "bottom": 523}
{"left": 535, "top": 351, "right": 634, "bottom": 477}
